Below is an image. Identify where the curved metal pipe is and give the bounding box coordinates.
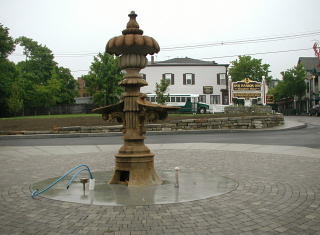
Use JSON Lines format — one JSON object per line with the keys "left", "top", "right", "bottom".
{"left": 31, "top": 164, "right": 93, "bottom": 197}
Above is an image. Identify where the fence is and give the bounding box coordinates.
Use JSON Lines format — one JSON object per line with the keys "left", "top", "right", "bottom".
{"left": 22, "top": 104, "right": 98, "bottom": 116}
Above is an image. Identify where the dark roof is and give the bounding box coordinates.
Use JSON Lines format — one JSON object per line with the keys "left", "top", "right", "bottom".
{"left": 149, "top": 57, "right": 228, "bottom": 66}
{"left": 298, "top": 57, "right": 318, "bottom": 71}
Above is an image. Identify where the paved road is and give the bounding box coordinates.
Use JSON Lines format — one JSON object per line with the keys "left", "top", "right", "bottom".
{"left": 1, "top": 116, "right": 319, "bottom": 149}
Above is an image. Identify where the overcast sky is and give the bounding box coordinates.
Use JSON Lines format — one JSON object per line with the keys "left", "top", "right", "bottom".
{"left": 1, "top": 0, "right": 320, "bottom": 80}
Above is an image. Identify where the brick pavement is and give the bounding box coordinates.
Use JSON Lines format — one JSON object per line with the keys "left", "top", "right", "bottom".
{"left": 1, "top": 143, "right": 320, "bottom": 234}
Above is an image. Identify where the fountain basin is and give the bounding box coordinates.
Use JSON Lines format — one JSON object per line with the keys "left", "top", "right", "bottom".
{"left": 30, "top": 170, "right": 238, "bottom": 206}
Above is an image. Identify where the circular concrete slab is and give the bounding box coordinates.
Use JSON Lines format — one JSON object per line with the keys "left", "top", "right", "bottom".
{"left": 30, "top": 170, "right": 238, "bottom": 206}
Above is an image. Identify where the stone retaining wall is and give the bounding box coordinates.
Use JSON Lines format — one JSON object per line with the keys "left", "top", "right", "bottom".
{"left": 225, "top": 106, "right": 273, "bottom": 114}
{"left": 1, "top": 114, "right": 284, "bottom": 135}
{"left": 51, "top": 114, "right": 284, "bottom": 134}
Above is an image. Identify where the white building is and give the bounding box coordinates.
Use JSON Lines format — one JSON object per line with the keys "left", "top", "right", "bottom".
{"left": 140, "top": 57, "right": 229, "bottom": 112}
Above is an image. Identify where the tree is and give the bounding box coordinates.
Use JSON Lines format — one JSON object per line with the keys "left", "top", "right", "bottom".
{"left": 269, "top": 81, "right": 286, "bottom": 101}
{"left": 228, "top": 55, "right": 272, "bottom": 83}
{"left": 0, "top": 24, "right": 19, "bottom": 117}
{"left": 82, "top": 52, "right": 123, "bottom": 106}
{"left": 0, "top": 24, "right": 15, "bottom": 61}
{"left": 0, "top": 26, "right": 79, "bottom": 116}
{"left": 7, "top": 82, "right": 23, "bottom": 116}
{"left": 155, "top": 77, "right": 170, "bottom": 105}
{"left": 0, "top": 60, "right": 20, "bottom": 116}
{"left": 280, "top": 64, "right": 306, "bottom": 99}
{"left": 281, "top": 64, "right": 306, "bottom": 114}
{"left": 16, "top": 36, "right": 56, "bottom": 85}
{"left": 14, "top": 37, "right": 78, "bottom": 114}
{"left": 51, "top": 66, "right": 78, "bottom": 104}
{"left": 271, "top": 64, "right": 306, "bottom": 114}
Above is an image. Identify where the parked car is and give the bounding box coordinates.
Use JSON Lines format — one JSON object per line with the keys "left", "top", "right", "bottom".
{"left": 309, "top": 104, "right": 320, "bottom": 116}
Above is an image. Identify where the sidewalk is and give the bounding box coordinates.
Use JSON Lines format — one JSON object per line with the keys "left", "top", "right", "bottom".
{"left": 1, "top": 118, "right": 320, "bottom": 234}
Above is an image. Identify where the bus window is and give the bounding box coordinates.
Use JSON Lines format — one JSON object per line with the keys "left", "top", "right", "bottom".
{"left": 151, "top": 97, "right": 155, "bottom": 102}
{"left": 171, "top": 97, "right": 176, "bottom": 102}
{"left": 181, "top": 97, "right": 186, "bottom": 102}
{"left": 176, "top": 97, "right": 180, "bottom": 102}
{"left": 166, "top": 97, "right": 170, "bottom": 102}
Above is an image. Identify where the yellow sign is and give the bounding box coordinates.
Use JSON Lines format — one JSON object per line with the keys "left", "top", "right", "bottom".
{"left": 233, "top": 93, "right": 261, "bottom": 99}
{"left": 233, "top": 80, "right": 261, "bottom": 91}
{"left": 266, "top": 94, "right": 274, "bottom": 104}
{"left": 203, "top": 86, "right": 213, "bottom": 94}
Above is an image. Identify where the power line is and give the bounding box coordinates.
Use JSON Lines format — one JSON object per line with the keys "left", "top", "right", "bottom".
{"left": 10, "top": 52, "right": 97, "bottom": 58}
{"left": 70, "top": 48, "right": 312, "bottom": 73}
{"left": 161, "top": 31, "right": 320, "bottom": 51}
{"left": 200, "top": 47, "right": 311, "bottom": 60}
{"left": 10, "top": 30, "right": 320, "bottom": 57}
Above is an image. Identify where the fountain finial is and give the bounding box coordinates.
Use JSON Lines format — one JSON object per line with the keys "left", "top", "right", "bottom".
{"left": 106, "top": 11, "right": 159, "bottom": 56}
{"left": 122, "top": 11, "right": 143, "bottom": 35}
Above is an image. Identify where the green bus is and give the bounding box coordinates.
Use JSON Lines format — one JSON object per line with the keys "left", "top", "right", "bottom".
{"left": 146, "top": 94, "right": 210, "bottom": 114}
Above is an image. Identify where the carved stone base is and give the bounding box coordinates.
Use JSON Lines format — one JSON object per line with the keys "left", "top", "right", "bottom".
{"left": 108, "top": 144, "right": 162, "bottom": 186}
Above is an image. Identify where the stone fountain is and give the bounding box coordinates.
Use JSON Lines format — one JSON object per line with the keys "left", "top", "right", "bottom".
{"left": 93, "top": 11, "right": 178, "bottom": 187}
{"left": 30, "top": 11, "right": 238, "bottom": 205}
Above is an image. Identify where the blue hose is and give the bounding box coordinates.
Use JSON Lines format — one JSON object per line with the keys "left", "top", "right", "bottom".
{"left": 32, "top": 164, "right": 93, "bottom": 198}
{"left": 67, "top": 168, "right": 91, "bottom": 189}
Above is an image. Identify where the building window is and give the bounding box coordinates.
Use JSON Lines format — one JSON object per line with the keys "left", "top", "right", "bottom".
{"left": 162, "top": 73, "right": 174, "bottom": 85}
{"left": 210, "top": 95, "right": 221, "bottom": 104}
{"left": 183, "top": 73, "right": 195, "bottom": 85}
{"left": 199, "top": 95, "right": 206, "bottom": 103}
{"left": 217, "top": 73, "right": 226, "bottom": 85}
{"left": 221, "top": 90, "right": 229, "bottom": 105}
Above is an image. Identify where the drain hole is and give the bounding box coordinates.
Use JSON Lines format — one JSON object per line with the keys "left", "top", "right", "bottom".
{"left": 119, "top": 171, "right": 130, "bottom": 182}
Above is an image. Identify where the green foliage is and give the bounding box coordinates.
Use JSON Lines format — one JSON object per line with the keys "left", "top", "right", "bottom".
{"left": 281, "top": 63, "right": 306, "bottom": 98}
{"left": 155, "top": 77, "right": 170, "bottom": 105}
{"left": 271, "top": 64, "right": 307, "bottom": 113}
{"left": 272, "top": 64, "right": 306, "bottom": 101}
{"left": 16, "top": 36, "right": 56, "bottom": 84}
{"left": 7, "top": 82, "right": 23, "bottom": 116}
{"left": 82, "top": 52, "right": 123, "bottom": 106}
{"left": 0, "top": 24, "right": 15, "bottom": 61}
{"left": 0, "top": 25, "right": 79, "bottom": 117}
{"left": 0, "top": 59, "right": 20, "bottom": 115}
{"left": 13, "top": 36, "right": 78, "bottom": 112}
{"left": 51, "top": 67, "right": 78, "bottom": 104}
{"left": 228, "top": 55, "right": 272, "bottom": 83}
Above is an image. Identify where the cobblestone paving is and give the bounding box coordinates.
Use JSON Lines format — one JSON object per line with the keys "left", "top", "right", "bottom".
{"left": 1, "top": 146, "right": 320, "bottom": 234}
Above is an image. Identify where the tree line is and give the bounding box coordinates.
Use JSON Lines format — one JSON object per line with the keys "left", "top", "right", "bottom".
{"left": 0, "top": 24, "right": 79, "bottom": 117}
{"left": 0, "top": 24, "right": 122, "bottom": 117}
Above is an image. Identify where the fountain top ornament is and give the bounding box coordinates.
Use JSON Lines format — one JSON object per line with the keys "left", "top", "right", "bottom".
{"left": 106, "top": 11, "right": 160, "bottom": 56}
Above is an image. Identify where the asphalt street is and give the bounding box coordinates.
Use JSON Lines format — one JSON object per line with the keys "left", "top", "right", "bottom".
{"left": 0, "top": 116, "right": 319, "bottom": 149}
